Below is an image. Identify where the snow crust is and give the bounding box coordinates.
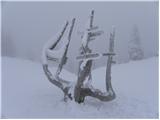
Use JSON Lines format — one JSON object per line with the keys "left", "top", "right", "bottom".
{"left": 1, "top": 57, "right": 158, "bottom": 118}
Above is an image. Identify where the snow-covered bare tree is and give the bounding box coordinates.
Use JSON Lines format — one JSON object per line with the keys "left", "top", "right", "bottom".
{"left": 128, "top": 25, "right": 144, "bottom": 60}
{"left": 74, "top": 10, "right": 116, "bottom": 103}
{"left": 42, "top": 10, "right": 116, "bottom": 103}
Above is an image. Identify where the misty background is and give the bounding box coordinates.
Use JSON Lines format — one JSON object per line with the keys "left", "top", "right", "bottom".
{"left": 2, "top": 1, "right": 158, "bottom": 74}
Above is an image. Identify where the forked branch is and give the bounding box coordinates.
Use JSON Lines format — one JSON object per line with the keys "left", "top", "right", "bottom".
{"left": 42, "top": 18, "right": 75, "bottom": 101}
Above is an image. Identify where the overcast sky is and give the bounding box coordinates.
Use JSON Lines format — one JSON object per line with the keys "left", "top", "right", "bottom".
{"left": 2, "top": 1, "right": 158, "bottom": 73}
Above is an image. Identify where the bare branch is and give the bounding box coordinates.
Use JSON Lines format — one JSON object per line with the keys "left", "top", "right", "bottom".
{"left": 56, "top": 18, "right": 76, "bottom": 76}
{"left": 78, "top": 86, "right": 115, "bottom": 102}
{"left": 105, "top": 27, "right": 116, "bottom": 97}
{"left": 42, "top": 19, "right": 76, "bottom": 101}
{"left": 43, "top": 64, "right": 72, "bottom": 100}
{"left": 50, "top": 22, "right": 69, "bottom": 50}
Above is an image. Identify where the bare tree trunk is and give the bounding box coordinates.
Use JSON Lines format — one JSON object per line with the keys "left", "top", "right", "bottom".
{"left": 74, "top": 59, "right": 93, "bottom": 103}
{"left": 74, "top": 11, "right": 116, "bottom": 103}
{"left": 74, "top": 10, "right": 94, "bottom": 103}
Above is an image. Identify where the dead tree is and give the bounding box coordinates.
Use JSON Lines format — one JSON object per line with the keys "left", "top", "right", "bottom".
{"left": 42, "top": 11, "right": 116, "bottom": 103}
{"left": 74, "top": 10, "right": 116, "bottom": 103}
{"left": 42, "top": 18, "right": 75, "bottom": 101}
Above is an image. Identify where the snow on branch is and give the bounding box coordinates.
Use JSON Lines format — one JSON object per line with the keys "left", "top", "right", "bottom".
{"left": 105, "top": 26, "right": 116, "bottom": 95}
{"left": 42, "top": 18, "right": 75, "bottom": 101}
{"left": 42, "top": 21, "right": 69, "bottom": 65}
{"left": 56, "top": 18, "right": 76, "bottom": 76}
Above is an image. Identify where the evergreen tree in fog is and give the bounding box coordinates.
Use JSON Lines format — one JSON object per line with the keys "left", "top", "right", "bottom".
{"left": 128, "top": 25, "right": 144, "bottom": 60}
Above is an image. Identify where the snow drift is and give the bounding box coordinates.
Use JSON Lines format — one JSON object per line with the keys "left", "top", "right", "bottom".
{"left": 1, "top": 56, "right": 158, "bottom": 118}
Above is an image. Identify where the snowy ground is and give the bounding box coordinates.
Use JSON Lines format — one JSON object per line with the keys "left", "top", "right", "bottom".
{"left": 1, "top": 56, "right": 158, "bottom": 118}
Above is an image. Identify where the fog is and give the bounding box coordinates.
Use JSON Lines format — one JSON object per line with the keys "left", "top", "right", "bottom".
{"left": 2, "top": 1, "right": 158, "bottom": 73}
